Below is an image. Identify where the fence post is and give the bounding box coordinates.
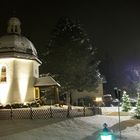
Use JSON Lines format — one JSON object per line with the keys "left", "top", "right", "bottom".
{"left": 83, "top": 106, "right": 86, "bottom": 116}
{"left": 30, "top": 107, "right": 33, "bottom": 119}
{"left": 10, "top": 106, "right": 13, "bottom": 120}
{"left": 92, "top": 106, "right": 95, "bottom": 115}
{"left": 50, "top": 106, "right": 53, "bottom": 118}
{"left": 99, "top": 107, "right": 102, "bottom": 115}
{"left": 96, "top": 107, "right": 102, "bottom": 115}
{"left": 67, "top": 106, "right": 70, "bottom": 118}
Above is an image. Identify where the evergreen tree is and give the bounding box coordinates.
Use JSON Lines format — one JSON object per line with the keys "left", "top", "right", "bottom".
{"left": 41, "top": 17, "right": 101, "bottom": 96}
{"left": 135, "top": 93, "right": 140, "bottom": 119}
{"left": 121, "top": 92, "right": 131, "bottom": 112}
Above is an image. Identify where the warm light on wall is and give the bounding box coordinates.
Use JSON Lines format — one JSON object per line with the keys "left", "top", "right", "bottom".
{"left": 0, "top": 61, "right": 11, "bottom": 105}
{"left": 0, "top": 83, "right": 11, "bottom": 105}
{"left": 17, "top": 59, "right": 32, "bottom": 103}
{"left": 0, "top": 58, "right": 36, "bottom": 105}
{"left": 18, "top": 75, "right": 29, "bottom": 103}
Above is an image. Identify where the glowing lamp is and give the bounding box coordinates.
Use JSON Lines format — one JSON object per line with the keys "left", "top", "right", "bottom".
{"left": 100, "top": 135, "right": 112, "bottom": 140}
{"left": 99, "top": 132, "right": 115, "bottom": 140}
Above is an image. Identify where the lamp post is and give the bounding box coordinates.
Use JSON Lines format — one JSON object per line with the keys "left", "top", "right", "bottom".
{"left": 99, "top": 122, "right": 116, "bottom": 140}
{"left": 114, "top": 87, "right": 121, "bottom": 140}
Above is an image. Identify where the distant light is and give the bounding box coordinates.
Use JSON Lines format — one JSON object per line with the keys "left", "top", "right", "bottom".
{"left": 18, "top": 75, "right": 29, "bottom": 102}
{"left": 123, "top": 90, "right": 127, "bottom": 94}
{"left": 96, "top": 97, "right": 102, "bottom": 102}
{"left": 114, "top": 87, "right": 118, "bottom": 90}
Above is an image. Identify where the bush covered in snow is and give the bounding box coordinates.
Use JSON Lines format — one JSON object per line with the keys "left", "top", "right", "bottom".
{"left": 121, "top": 92, "right": 131, "bottom": 112}
{"left": 134, "top": 93, "right": 140, "bottom": 119}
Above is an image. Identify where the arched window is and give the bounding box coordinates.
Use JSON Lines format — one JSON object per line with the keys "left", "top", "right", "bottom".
{"left": 1, "top": 66, "right": 7, "bottom": 82}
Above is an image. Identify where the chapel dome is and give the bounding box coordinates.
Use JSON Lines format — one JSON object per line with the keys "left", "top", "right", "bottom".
{"left": 0, "top": 17, "right": 40, "bottom": 63}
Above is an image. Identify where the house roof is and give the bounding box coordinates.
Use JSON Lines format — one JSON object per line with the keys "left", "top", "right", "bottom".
{"left": 34, "top": 76, "right": 60, "bottom": 87}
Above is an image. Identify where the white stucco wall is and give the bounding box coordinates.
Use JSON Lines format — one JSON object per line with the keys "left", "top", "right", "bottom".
{"left": 0, "top": 58, "right": 40, "bottom": 105}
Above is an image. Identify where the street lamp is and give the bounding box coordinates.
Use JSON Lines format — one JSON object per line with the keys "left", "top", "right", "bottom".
{"left": 99, "top": 123, "right": 116, "bottom": 140}
{"left": 99, "top": 131, "right": 116, "bottom": 140}
{"left": 100, "top": 132, "right": 112, "bottom": 140}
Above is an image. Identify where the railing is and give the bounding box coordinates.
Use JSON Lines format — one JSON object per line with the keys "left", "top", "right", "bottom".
{"left": 0, "top": 106, "right": 102, "bottom": 120}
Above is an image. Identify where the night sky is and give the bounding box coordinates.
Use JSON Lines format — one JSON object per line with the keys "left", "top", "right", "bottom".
{"left": 0, "top": 0, "right": 140, "bottom": 92}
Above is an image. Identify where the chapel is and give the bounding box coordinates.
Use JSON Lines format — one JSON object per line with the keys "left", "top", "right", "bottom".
{"left": 0, "top": 17, "right": 60, "bottom": 105}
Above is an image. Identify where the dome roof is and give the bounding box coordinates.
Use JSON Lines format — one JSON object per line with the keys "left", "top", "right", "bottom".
{"left": 0, "top": 17, "right": 41, "bottom": 63}
{"left": 0, "top": 35, "right": 37, "bottom": 56}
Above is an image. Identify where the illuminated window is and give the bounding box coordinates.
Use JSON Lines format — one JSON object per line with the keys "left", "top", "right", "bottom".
{"left": 1, "top": 66, "right": 7, "bottom": 82}
{"left": 35, "top": 87, "right": 40, "bottom": 99}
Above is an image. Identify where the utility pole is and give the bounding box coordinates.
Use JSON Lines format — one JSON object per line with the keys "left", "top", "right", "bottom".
{"left": 114, "top": 87, "right": 121, "bottom": 140}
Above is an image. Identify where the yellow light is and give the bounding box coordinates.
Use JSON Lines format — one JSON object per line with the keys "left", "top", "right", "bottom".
{"left": 96, "top": 97, "right": 102, "bottom": 102}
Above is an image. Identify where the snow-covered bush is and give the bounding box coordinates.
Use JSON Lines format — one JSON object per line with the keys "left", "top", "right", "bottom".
{"left": 121, "top": 92, "right": 131, "bottom": 112}
{"left": 135, "top": 93, "right": 140, "bottom": 119}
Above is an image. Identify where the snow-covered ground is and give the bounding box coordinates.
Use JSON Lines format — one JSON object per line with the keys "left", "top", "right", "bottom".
{"left": 0, "top": 107, "right": 139, "bottom": 140}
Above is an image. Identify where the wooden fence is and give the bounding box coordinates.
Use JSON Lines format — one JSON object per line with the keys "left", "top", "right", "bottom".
{"left": 0, "top": 106, "right": 102, "bottom": 120}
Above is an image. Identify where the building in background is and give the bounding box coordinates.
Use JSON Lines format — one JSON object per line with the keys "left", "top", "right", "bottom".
{"left": 71, "top": 81, "right": 103, "bottom": 107}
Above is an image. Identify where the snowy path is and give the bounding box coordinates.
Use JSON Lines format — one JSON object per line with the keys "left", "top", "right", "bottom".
{"left": 0, "top": 115, "right": 139, "bottom": 140}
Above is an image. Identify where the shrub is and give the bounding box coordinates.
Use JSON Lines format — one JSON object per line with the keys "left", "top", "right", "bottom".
{"left": 4, "top": 104, "right": 11, "bottom": 109}
{"left": 135, "top": 93, "right": 140, "bottom": 119}
{"left": 29, "top": 100, "right": 40, "bottom": 107}
{"left": 0, "top": 105, "right": 4, "bottom": 109}
{"left": 121, "top": 92, "right": 131, "bottom": 112}
{"left": 11, "top": 103, "right": 24, "bottom": 108}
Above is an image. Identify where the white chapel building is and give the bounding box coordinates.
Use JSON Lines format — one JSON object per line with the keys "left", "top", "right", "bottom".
{"left": 0, "top": 17, "right": 60, "bottom": 105}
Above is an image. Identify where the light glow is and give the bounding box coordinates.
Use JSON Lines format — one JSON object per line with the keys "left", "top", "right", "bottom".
{"left": 18, "top": 74, "right": 29, "bottom": 102}
{"left": 17, "top": 59, "right": 32, "bottom": 103}
{"left": 0, "top": 58, "right": 36, "bottom": 104}
{"left": 0, "top": 83, "right": 11, "bottom": 105}
{"left": 0, "top": 60, "right": 11, "bottom": 105}
{"left": 96, "top": 97, "right": 102, "bottom": 102}
{"left": 123, "top": 90, "right": 127, "bottom": 94}
{"left": 101, "top": 135, "right": 112, "bottom": 140}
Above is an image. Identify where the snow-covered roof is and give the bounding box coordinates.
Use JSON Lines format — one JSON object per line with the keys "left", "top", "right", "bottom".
{"left": 34, "top": 76, "right": 60, "bottom": 87}
{"left": 0, "top": 35, "right": 37, "bottom": 55}
{"left": 0, "top": 17, "right": 41, "bottom": 63}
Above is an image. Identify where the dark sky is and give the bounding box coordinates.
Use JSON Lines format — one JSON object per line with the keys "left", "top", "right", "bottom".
{"left": 1, "top": 0, "right": 140, "bottom": 90}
